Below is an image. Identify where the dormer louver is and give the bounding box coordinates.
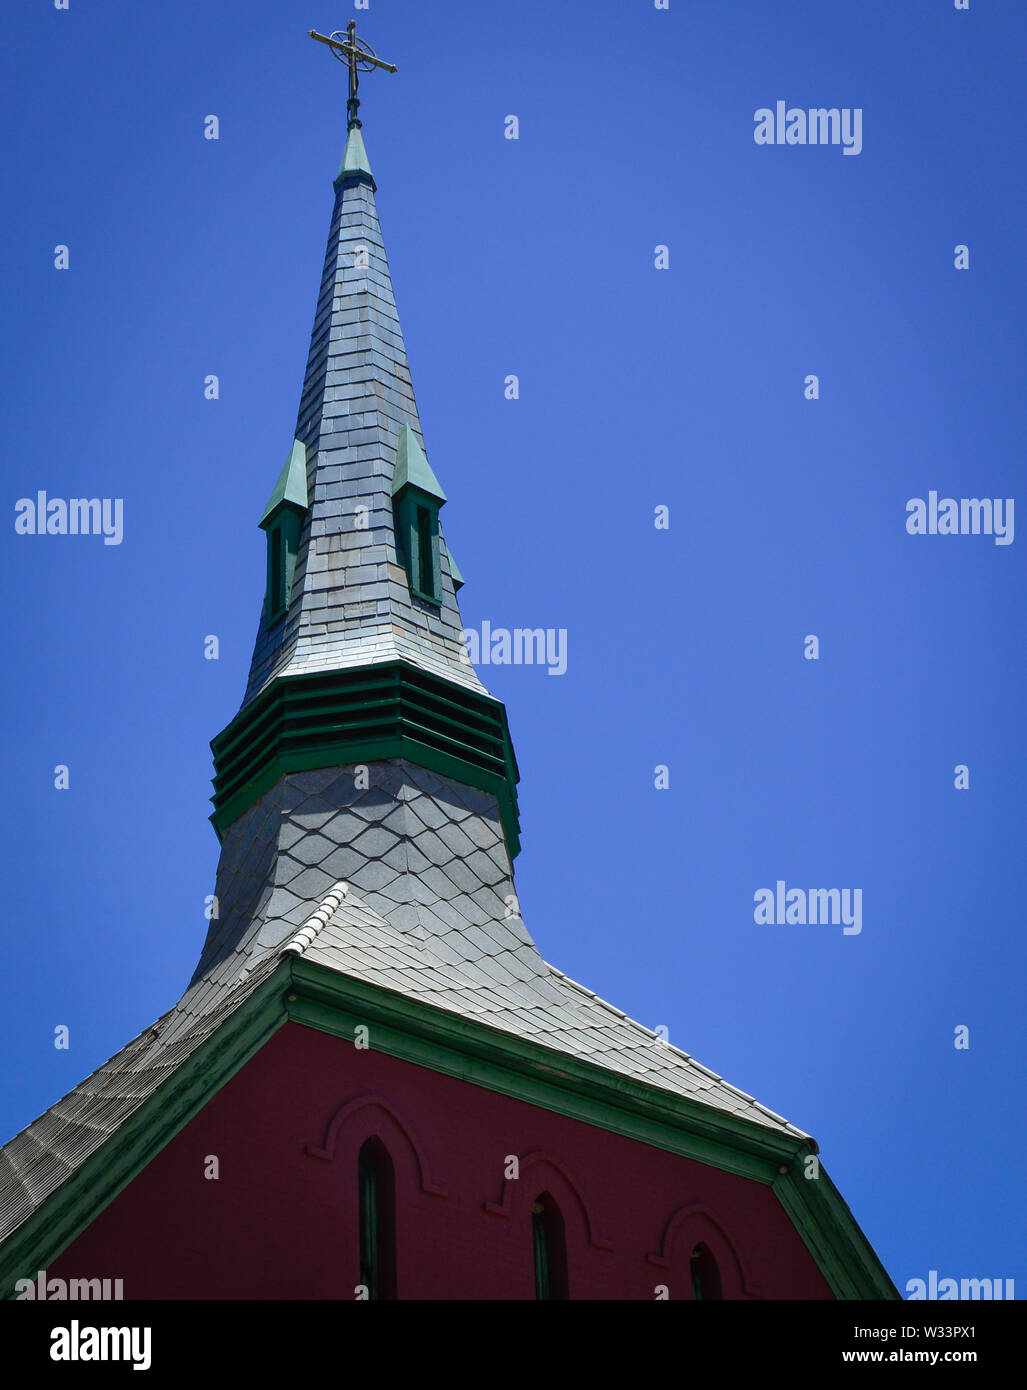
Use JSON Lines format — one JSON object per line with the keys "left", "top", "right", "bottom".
{"left": 390, "top": 423, "right": 446, "bottom": 606}
{"left": 259, "top": 439, "right": 309, "bottom": 626}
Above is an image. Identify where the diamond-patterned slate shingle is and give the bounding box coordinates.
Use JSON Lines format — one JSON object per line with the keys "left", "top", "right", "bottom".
{"left": 288, "top": 879, "right": 813, "bottom": 1131}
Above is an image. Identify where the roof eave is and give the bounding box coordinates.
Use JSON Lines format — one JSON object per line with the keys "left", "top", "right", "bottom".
{"left": 286, "top": 956, "right": 898, "bottom": 1299}
{"left": 0, "top": 954, "right": 897, "bottom": 1303}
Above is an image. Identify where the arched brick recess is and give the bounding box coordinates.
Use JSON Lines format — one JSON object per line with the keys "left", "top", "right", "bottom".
{"left": 646, "top": 1201, "right": 763, "bottom": 1299}
{"left": 484, "top": 1149, "right": 613, "bottom": 1252}
{"left": 305, "top": 1091, "right": 446, "bottom": 1197}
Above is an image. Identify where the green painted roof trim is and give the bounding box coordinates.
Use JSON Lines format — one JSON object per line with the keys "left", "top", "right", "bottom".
{"left": 259, "top": 439, "right": 309, "bottom": 528}
{"left": 286, "top": 960, "right": 898, "bottom": 1300}
{"left": 0, "top": 970, "right": 287, "bottom": 1300}
{"left": 391, "top": 423, "right": 446, "bottom": 503}
{"left": 289, "top": 964, "right": 799, "bottom": 1179}
{"left": 335, "top": 124, "right": 375, "bottom": 190}
{"left": 1, "top": 955, "right": 897, "bottom": 1301}
{"left": 774, "top": 1162, "right": 898, "bottom": 1302}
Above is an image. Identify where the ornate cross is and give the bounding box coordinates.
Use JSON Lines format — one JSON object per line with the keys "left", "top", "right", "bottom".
{"left": 309, "top": 22, "right": 398, "bottom": 129}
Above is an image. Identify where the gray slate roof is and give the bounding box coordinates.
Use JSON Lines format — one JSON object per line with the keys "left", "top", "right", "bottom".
{"left": 0, "top": 898, "right": 809, "bottom": 1248}
{"left": 289, "top": 882, "right": 806, "bottom": 1129}
{"left": 187, "top": 758, "right": 804, "bottom": 1138}
{"left": 0, "top": 957, "right": 279, "bottom": 1244}
{"left": 0, "top": 759, "right": 810, "bottom": 1248}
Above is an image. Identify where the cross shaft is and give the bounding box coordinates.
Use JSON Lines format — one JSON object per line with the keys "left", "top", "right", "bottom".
{"left": 309, "top": 22, "right": 397, "bottom": 129}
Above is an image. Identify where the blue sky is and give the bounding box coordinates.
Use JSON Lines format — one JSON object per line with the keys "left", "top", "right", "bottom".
{"left": 2, "top": 0, "right": 1024, "bottom": 1295}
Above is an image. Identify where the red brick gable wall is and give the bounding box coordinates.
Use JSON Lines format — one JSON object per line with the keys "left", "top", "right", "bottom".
{"left": 48, "top": 1022, "right": 834, "bottom": 1299}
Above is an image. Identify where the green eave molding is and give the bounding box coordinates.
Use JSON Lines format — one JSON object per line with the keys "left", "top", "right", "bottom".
{"left": 0, "top": 968, "right": 287, "bottom": 1303}
{"left": 260, "top": 439, "right": 309, "bottom": 529}
{"left": 0, "top": 956, "right": 897, "bottom": 1301}
{"left": 210, "top": 661, "right": 523, "bottom": 858}
{"left": 286, "top": 960, "right": 898, "bottom": 1301}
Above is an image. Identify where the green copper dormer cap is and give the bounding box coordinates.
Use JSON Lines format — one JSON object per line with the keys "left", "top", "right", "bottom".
{"left": 259, "top": 439, "right": 309, "bottom": 528}
{"left": 334, "top": 125, "right": 376, "bottom": 191}
{"left": 391, "top": 423, "right": 446, "bottom": 503}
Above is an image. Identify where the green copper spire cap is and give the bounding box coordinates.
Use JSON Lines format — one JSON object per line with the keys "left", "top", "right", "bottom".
{"left": 334, "top": 124, "right": 375, "bottom": 190}
{"left": 259, "top": 439, "right": 309, "bottom": 528}
{"left": 391, "top": 423, "right": 446, "bottom": 503}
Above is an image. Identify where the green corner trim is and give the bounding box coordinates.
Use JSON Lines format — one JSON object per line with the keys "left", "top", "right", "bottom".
{"left": 285, "top": 958, "right": 898, "bottom": 1300}
{"left": 210, "top": 662, "right": 521, "bottom": 856}
{"left": 773, "top": 1163, "right": 898, "bottom": 1301}
{"left": 0, "top": 973, "right": 288, "bottom": 1299}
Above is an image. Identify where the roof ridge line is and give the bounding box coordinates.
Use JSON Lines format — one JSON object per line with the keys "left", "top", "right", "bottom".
{"left": 543, "top": 960, "right": 813, "bottom": 1137}
{"left": 546, "top": 964, "right": 627, "bottom": 1017}
{"left": 0, "top": 1022, "right": 166, "bottom": 1203}
{"left": 689, "top": 1061, "right": 724, "bottom": 1082}
{"left": 282, "top": 881, "right": 351, "bottom": 957}
{"left": 0, "top": 954, "right": 285, "bottom": 1212}
{"left": 752, "top": 1100, "right": 789, "bottom": 1124}
{"left": 550, "top": 963, "right": 708, "bottom": 1050}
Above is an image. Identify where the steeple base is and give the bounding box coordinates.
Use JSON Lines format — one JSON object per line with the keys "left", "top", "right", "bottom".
{"left": 192, "top": 759, "right": 539, "bottom": 998}
{"left": 211, "top": 662, "right": 521, "bottom": 856}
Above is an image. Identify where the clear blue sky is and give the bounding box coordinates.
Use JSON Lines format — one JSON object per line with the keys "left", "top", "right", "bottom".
{"left": 2, "top": 0, "right": 1024, "bottom": 1295}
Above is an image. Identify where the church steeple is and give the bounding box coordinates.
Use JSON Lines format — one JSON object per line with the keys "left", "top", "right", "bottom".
{"left": 242, "top": 55, "right": 478, "bottom": 711}
{"left": 199, "top": 32, "right": 524, "bottom": 988}
{"left": 0, "top": 29, "right": 896, "bottom": 1306}
{"left": 211, "top": 27, "right": 519, "bottom": 850}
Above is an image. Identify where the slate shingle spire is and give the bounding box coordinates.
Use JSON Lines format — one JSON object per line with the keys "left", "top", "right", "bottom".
{"left": 197, "top": 98, "right": 526, "bottom": 992}
{"left": 243, "top": 120, "right": 480, "bottom": 707}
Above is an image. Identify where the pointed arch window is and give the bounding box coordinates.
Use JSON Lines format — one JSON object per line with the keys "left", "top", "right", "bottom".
{"left": 690, "top": 1243, "right": 722, "bottom": 1300}
{"left": 531, "top": 1194, "right": 568, "bottom": 1300}
{"left": 358, "top": 1138, "right": 396, "bottom": 1300}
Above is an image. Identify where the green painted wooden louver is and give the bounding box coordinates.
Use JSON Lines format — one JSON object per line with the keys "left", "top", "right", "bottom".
{"left": 391, "top": 424, "right": 446, "bottom": 605}
{"left": 259, "top": 439, "right": 309, "bottom": 625}
{"left": 210, "top": 661, "right": 522, "bottom": 857}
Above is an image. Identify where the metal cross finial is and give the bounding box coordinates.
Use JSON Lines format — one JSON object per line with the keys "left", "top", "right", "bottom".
{"left": 309, "top": 22, "right": 397, "bottom": 130}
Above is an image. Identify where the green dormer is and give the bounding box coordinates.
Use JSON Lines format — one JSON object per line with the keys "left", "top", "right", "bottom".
{"left": 259, "top": 439, "right": 309, "bottom": 625}
{"left": 391, "top": 423, "right": 446, "bottom": 606}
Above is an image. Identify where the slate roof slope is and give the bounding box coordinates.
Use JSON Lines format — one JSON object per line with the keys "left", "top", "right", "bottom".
{"left": 0, "top": 955, "right": 280, "bottom": 1245}
{"left": 183, "top": 758, "right": 810, "bottom": 1137}
{"left": 0, "top": 876, "right": 812, "bottom": 1247}
{"left": 289, "top": 881, "right": 813, "bottom": 1137}
{"left": 187, "top": 760, "right": 545, "bottom": 1013}
{"left": 243, "top": 126, "right": 483, "bottom": 708}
